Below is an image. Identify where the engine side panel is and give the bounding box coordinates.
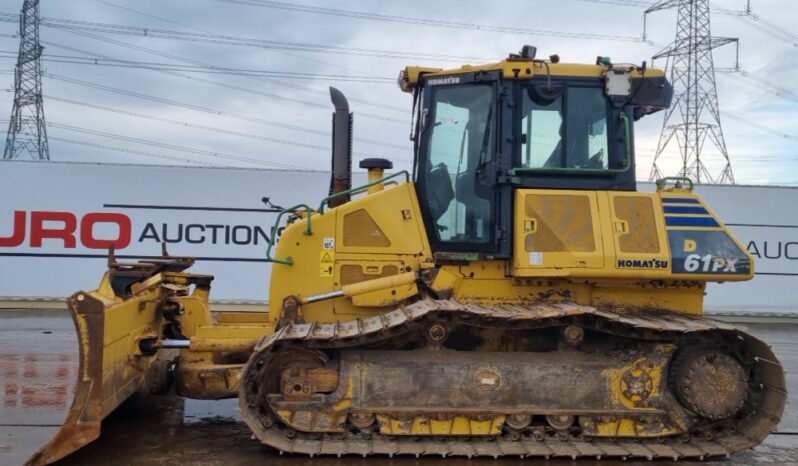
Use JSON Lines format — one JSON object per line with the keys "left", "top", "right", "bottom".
{"left": 512, "top": 188, "right": 753, "bottom": 282}
{"left": 268, "top": 183, "right": 433, "bottom": 323}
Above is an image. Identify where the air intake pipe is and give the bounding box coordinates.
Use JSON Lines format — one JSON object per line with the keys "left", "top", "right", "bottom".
{"left": 328, "top": 87, "right": 352, "bottom": 208}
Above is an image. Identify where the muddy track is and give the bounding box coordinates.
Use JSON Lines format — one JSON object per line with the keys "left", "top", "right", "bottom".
{"left": 239, "top": 299, "right": 786, "bottom": 460}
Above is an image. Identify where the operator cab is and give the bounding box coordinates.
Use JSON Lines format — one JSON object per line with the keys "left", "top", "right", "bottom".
{"left": 400, "top": 46, "right": 673, "bottom": 258}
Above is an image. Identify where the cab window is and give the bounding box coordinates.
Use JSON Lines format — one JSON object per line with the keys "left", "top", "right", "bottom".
{"left": 421, "top": 85, "right": 494, "bottom": 245}
{"left": 520, "top": 86, "right": 612, "bottom": 170}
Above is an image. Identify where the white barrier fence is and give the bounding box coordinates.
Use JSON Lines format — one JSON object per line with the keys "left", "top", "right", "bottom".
{"left": 0, "top": 161, "right": 795, "bottom": 315}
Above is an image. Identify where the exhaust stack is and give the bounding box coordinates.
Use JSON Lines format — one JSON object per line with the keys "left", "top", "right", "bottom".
{"left": 328, "top": 87, "right": 352, "bottom": 208}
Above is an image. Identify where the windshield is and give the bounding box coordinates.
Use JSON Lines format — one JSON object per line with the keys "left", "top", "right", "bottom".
{"left": 520, "top": 86, "right": 611, "bottom": 170}
{"left": 421, "top": 84, "right": 494, "bottom": 245}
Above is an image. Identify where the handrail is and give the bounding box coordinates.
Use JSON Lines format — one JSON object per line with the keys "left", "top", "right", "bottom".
{"left": 619, "top": 111, "right": 631, "bottom": 168}
{"left": 509, "top": 166, "right": 620, "bottom": 175}
{"left": 264, "top": 204, "right": 313, "bottom": 265}
{"left": 264, "top": 171, "right": 410, "bottom": 265}
{"left": 317, "top": 170, "right": 410, "bottom": 214}
{"left": 656, "top": 176, "right": 694, "bottom": 190}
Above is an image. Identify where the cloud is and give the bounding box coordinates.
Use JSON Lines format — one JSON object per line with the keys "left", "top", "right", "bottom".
{"left": 0, "top": 0, "right": 795, "bottom": 184}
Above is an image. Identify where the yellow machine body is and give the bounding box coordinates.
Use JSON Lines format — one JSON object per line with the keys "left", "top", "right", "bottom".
{"left": 266, "top": 182, "right": 751, "bottom": 322}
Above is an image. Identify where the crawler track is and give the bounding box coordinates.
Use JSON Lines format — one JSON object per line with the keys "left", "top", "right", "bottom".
{"left": 240, "top": 299, "right": 786, "bottom": 460}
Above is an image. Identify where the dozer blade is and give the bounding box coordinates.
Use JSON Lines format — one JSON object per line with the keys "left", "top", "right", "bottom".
{"left": 18, "top": 291, "right": 177, "bottom": 466}
{"left": 15, "top": 250, "right": 195, "bottom": 466}
{"left": 21, "top": 292, "right": 106, "bottom": 466}
{"left": 0, "top": 309, "right": 78, "bottom": 466}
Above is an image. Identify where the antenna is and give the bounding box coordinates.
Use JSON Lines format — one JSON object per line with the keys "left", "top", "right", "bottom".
{"left": 647, "top": 0, "right": 736, "bottom": 184}
{"left": 4, "top": 0, "right": 49, "bottom": 161}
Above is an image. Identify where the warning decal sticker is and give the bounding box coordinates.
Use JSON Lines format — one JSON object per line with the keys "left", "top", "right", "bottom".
{"left": 319, "top": 250, "right": 334, "bottom": 277}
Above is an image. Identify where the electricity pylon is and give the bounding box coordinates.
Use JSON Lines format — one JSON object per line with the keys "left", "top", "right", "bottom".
{"left": 647, "top": 0, "right": 736, "bottom": 184}
{"left": 4, "top": 0, "right": 49, "bottom": 160}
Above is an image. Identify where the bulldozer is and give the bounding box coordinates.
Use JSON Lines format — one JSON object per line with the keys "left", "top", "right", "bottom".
{"left": 26, "top": 46, "right": 785, "bottom": 464}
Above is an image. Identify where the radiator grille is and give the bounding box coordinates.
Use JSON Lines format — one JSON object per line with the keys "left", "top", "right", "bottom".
{"left": 524, "top": 194, "right": 595, "bottom": 252}
{"left": 340, "top": 265, "right": 399, "bottom": 286}
{"left": 614, "top": 196, "right": 660, "bottom": 253}
{"left": 343, "top": 209, "right": 391, "bottom": 247}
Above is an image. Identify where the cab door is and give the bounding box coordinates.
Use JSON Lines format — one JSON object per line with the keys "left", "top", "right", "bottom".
{"left": 415, "top": 74, "right": 502, "bottom": 256}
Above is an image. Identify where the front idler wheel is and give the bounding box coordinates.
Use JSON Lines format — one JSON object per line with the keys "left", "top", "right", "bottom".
{"left": 671, "top": 347, "right": 749, "bottom": 421}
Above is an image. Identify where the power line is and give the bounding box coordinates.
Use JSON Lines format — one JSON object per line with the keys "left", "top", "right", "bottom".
{"left": 50, "top": 136, "right": 222, "bottom": 166}
{"left": 43, "top": 29, "right": 410, "bottom": 119}
{"left": 43, "top": 72, "right": 410, "bottom": 152}
{"left": 579, "top": 0, "right": 798, "bottom": 46}
{"left": 41, "top": 35, "right": 351, "bottom": 113}
{"left": 48, "top": 121, "right": 314, "bottom": 169}
{"left": 0, "top": 50, "right": 395, "bottom": 82}
{"left": 724, "top": 113, "right": 798, "bottom": 143}
{"left": 573, "top": 0, "right": 649, "bottom": 6}
{"left": 724, "top": 2, "right": 798, "bottom": 47}
{"left": 0, "top": 5, "right": 456, "bottom": 158}
{"left": 36, "top": 30, "right": 780, "bottom": 167}
{"left": 91, "top": 0, "right": 383, "bottom": 79}
{"left": 728, "top": 155, "right": 798, "bottom": 162}
{"left": 718, "top": 68, "right": 798, "bottom": 104}
{"left": 213, "top": 0, "right": 645, "bottom": 42}
{"left": 44, "top": 93, "right": 413, "bottom": 164}
{"left": 643, "top": 150, "right": 797, "bottom": 162}
{"left": 92, "top": 0, "right": 212, "bottom": 34}
{"left": 0, "top": 13, "right": 488, "bottom": 62}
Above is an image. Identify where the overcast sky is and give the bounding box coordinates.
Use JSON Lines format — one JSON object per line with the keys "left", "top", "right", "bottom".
{"left": 0, "top": 0, "right": 796, "bottom": 185}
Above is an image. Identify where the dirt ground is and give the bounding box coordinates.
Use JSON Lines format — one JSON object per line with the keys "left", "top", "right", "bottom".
{"left": 2, "top": 310, "right": 796, "bottom": 466}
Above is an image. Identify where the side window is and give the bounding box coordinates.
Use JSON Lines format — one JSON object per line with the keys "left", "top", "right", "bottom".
{"left": 567, "top": 87, "right": 609, "bottom": 169}
{"left": 423, "top": 85, "right": 493, "bottom": 245}
{"left": 521, "top": 94, "right": 563, "bottom": 168}
{"left": 520, "top": 86, "right": 611, "bottom": 171}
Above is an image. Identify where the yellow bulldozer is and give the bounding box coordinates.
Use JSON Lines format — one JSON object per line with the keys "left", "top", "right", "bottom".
{"left": 27, "top": 46, "right": 785, "bottom": 464}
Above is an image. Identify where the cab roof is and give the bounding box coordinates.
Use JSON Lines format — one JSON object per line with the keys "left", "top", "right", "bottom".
{"left": 399, "top": 58, "right": 665, "bottom": 93}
